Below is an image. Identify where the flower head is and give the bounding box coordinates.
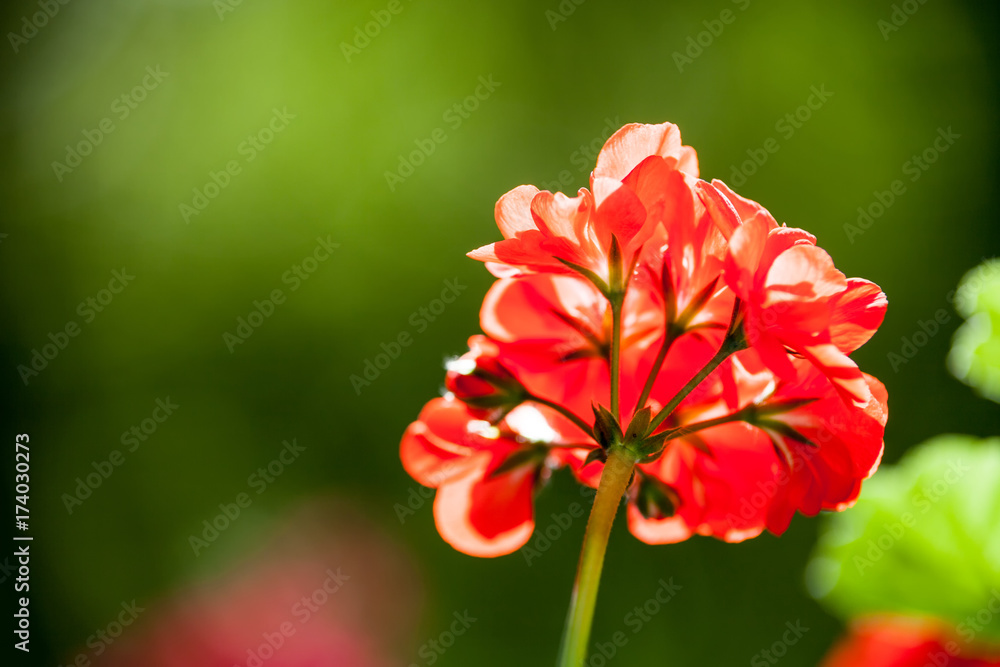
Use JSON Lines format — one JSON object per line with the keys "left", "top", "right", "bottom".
{"left": 401, "top": 121, "right": 888, "bottom": 557}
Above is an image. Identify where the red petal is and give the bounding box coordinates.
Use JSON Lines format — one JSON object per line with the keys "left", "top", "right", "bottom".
{"left": 829, "top": 279, "right": 888, "bottom": 353}
{"left": 725, "top": 215, "right": 771, "bottom": 298}
{"left": 530, "top": 188, "right": 592, "bottom": 242}
{"left": 591, "top": 176, "right": 647, "bottom": 248}
{"left": 765, "top": 244, "right": 847, "bottom": 302}
{"left": 696, "top": 180, "right": 742, "bottom": 240}
{"left": 495, "top": 185, "right": 540, "bottom": 238}
{"left": 801, "top": 343, "right": 871, "bottom": 407}
{"left": 594, "top": 122, "right": 699, "bottom": 182}
{"left": 433, "top": 459, "right": 535, "bottom": 557}
{"left": 709, "top": 179, "right": 779, "bottom": 233}
{"left": 481, "top": 274, "right": 604, "bottom": 343}
{"left": 400, "top": 422, "right": 475, "bottom": 488}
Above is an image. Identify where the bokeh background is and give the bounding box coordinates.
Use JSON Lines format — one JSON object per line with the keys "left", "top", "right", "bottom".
{"left": 2, "top": 0, "right": 999, "bottom": 665}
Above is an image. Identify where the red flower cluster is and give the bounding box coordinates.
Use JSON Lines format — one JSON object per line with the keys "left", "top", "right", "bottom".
{"left": 822, "top": 617, "right": 1000, "bottom": 667}
{"left": 400, "top": 122, "right": 888, "bottom": 557}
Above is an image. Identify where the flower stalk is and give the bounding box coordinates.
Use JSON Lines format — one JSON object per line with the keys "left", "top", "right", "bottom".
{"left": 556, "top": 445, "right": 637, "bottom": 667}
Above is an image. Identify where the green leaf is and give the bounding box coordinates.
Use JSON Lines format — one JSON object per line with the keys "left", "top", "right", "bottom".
{"left": 607, "top": 234, "right": 624, "bottom": 296}
{"left": 624, "top": 406, "right": 652, "bottom": 445}
{"left": 635, "top": 474, "right": 680, "bottom": 520}
{"left": 556, "top": 257, "right": 610, "bottom": 296}
{"left": 582, "top": 448, "right": 607, "bottom": 467}
{"left": 807, "top": 435, "right": 1000, "bottom": 641}
{"left": 949, "top": 260, "right": 1000, "bottom": 404}
{"left": 636, "top": 431, "right": 669, "bottom": 460}
{"left": 591, "top": 403, "right": 622, "bottom": 450}
{"left": 661, "top": 257, "right": 678, "bottom": 325}
{"left": 677, "top": 276, "right": 720, "bottom": 328}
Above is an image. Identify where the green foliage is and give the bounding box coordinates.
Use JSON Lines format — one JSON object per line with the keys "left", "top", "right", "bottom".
{"left": 950, "top": 260, "right": 1000, "bottom": 403}
{"left": 808, "top": 435, "right": 1000, "bottom": 641}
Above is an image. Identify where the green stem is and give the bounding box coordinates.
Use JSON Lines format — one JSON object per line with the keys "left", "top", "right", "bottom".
{"left": 635, "top": 326, "right": 677, "bottom": 410}
{"left": 645, "top": 300, "right": 745, "bottom": 436}
{"left": 557, "top": 446, "right": 637, "bottom": 667}
{"left": 645, "top": 338, "right": 737, "bottom": 436}
{"left": 529, "top": 395, "right": 594, "bottom": 437}
{"left": 661, "top": 409, "right": 748, "bottom": 442}
{"left": 609, "top": 300, "right": 622, "bottom": 419}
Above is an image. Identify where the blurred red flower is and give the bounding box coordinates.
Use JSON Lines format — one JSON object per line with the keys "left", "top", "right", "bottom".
{"left": 89, "top": 501, "right": 421, "bottom": 667}
{"left": 822, "top": 617, "right": 1000, "bottom": 667}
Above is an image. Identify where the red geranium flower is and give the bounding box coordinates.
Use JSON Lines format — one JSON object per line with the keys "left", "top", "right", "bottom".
{"left": 403, "top": 120, "right": 887, "bottom": 554}
{"left": 821, "top": 617, "right": 1000, "bottom": 667}
{"left": 399, "top": 119, "right": 889, "bottom": 665}
{"left": 92, "top": 501, "right": 420, "bottom": 667}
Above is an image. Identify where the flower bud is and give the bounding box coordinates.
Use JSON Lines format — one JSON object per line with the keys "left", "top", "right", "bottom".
{"left": 445, "top": 336, "right": 525, "bottom": 420}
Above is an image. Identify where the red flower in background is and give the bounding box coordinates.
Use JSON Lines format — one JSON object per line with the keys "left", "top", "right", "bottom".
{"left": 822, "top": 617, "right": 1000, "bottom": 667}
{"left": 90, "top": 501, "right": 421, "bottom": 667}
{"left": 401, "top": 121, "right": 888, "bottom": 557}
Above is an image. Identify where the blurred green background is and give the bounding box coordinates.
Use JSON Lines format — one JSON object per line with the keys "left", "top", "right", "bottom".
{"left": 2, "top": 0, "right": 999, "bottom": 664}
